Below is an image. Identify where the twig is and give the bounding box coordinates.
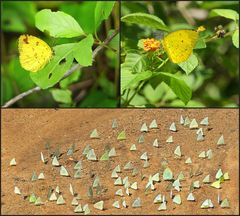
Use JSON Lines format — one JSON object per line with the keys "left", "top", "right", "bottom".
{"left": 74, "top": 89, "right": 88, "bottom": 103}
{"left": 124, "top": 81, "right": 145, "bottom": 106}
{"left": 205, "top": 30, "right": 234, "bottom": 43}
{"left": 157, "top": 57, "right": 169, "bottom": 69}
{"left": 2, "top": 30, "right": 119, "bottom": 108}
{"left": 2, "top": 86, "right": 41, "bottom": 107}
{"left": 69, "top": 79, "right": 94, "bottom": 91}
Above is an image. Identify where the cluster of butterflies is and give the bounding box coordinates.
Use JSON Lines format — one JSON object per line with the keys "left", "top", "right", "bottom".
{"left": 10, "top": 115, "right": 230, "bottom": 214}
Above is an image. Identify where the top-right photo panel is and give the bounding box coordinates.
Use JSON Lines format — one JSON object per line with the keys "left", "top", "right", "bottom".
{"left": 120, "top": 1, "right": 239, "bottom": 107}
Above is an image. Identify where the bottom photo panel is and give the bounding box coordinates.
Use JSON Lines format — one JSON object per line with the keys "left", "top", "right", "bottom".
{"left": 1, "top": 109, "right": 239, "bottom": 215}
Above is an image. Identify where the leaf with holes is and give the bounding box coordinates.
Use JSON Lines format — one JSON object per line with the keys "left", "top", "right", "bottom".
{"left": 30, "top": 43, "right": 75, "bottom": 89}
{"left": 73, "top": 34, "right": 94, "bottom": 66}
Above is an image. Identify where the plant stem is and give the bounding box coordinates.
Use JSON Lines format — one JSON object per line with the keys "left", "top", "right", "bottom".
{"left": 125, "top": 81, "right": 144, "bottom": 106}
{"left": 94, "top": 40, "right": 117, "bottom": 52}
{"left": 94, "top": 31, "right": 102, "bottom": 43}
{"left": 157, "top": 57, "right": 169, "bottom": 69}
{"left": 205, "top": 30, "right": 235, "bottom": 43}
{"left": 125, "top": 89, "right": 131, "bottom": 102}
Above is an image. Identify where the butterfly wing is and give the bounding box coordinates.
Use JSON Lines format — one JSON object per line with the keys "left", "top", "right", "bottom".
{"left": 162, "top": 30, "right": 198, "bottom": 63}
{"left": 18, "top": 35, "right": 52, "bottom": 72}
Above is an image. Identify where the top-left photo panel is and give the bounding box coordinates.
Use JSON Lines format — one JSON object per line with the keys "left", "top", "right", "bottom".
{"left": 1, "top": 1, "right": 119, "bottom": 108}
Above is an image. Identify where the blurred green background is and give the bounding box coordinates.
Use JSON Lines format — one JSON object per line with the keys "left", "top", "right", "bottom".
{"left": 121, "top": 1, "right": 239, "bottom": 107}
{"left": 1, "top": 1, "right": 119, "bottom": 107}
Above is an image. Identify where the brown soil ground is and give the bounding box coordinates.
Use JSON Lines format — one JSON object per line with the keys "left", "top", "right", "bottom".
{"left": 1, "top": 109, "right": 239, "bottom": 215}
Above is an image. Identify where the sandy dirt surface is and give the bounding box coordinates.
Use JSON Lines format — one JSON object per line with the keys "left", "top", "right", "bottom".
{"left": 1, "top": 109, "right": 239, "bottom": 215}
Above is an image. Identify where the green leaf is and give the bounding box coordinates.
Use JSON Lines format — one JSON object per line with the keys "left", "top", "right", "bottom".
{"left": 155, "top": 72, "right": 192, "bottom": 105}
{"left": 95, "top": 2, "right": 115, "bottom": 30}
{"left": 195, "top": 38, "right": 206, "bottom": 49}
{"left": 143, "top": 83, "right": 163, "bottom": 104}
{"left": 170, "top": 99, "right": 205, "bottom": 107}
{"left": 210, "top": 9, "right": 239, "bottom": 21}
{"left": 35, "top": 9, "right": 85, "bottom": 38}
{"left": 232, "top": 29, "right": 239, "bottom": 48}
{"left": 30, "top": 43, "right": 75, "bottom": 89}
{"left": 122, "top": 53, "right": 145, "bottom": 74}
{"left": 121, "top": 65, "right": 137, "bottom": 94}
{"left": 60, "top": 70, "right": 81, "bottom": 89}
{"left": 121, "top": 13, "right": 169, "bottom": 32}
{"left": 127, "top": 70, "right": 152, "bottom": 87}
{"left": 50, "top": 88, "right": 72, "bottom": 104}
{"left": 149, "top": 78, "right": 179, "bottom": 102}
{"left": 178, "top": 54, "right": 199, "bottom": 75}
{"left": 73, "top": 34, "right": 94, "bottom": 66}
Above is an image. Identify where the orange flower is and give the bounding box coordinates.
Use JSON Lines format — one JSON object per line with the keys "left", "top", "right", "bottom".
{"left": 143, "top": 38, "right": 161, "bottom": 52}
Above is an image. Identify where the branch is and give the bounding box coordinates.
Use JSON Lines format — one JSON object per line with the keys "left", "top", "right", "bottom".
{"left": 2, "top": 86, "right": 41, "bottom": 108}
{"left": 69, "top": 79, "right": 94, "bottom": 92}
{"left": 2, "top": 30, "right": 119, "bottom": 108}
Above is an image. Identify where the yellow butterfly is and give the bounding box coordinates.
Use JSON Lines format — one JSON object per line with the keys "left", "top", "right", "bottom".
{"left": 162, "top": 26, "right": 205, "bottom": 64}
{"left": 18, "top": 35, "right": 53, "bottom": 72}
{"left": 210, "top": 180, "right": 221, "bottom": 189}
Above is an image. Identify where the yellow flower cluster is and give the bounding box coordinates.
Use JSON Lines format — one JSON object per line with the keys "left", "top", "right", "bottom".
{"left": 143, "top": 38, "right": 160, "bottom": 51}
